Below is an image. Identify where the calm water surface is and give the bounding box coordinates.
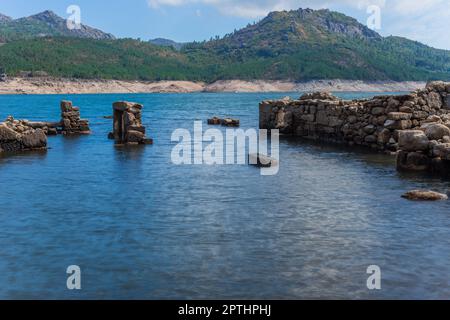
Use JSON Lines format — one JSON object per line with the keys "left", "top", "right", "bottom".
{"left": 0, "top": 92, "right": 449, "bottom": 299}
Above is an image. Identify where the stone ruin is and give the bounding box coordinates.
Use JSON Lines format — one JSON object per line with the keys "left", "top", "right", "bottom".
{"left": 109, "top": 101, "right": 153, "bottom": 145}
{"left": 0, "top": 100, "right": 90, "bottom": 154}
{"left": 60, "top": 100, "right": 91, "bottom": 135}
{"left": 1, "top": 99, "right": 155, "bottom": 154}
{"left": 260, "top": 81, "right": 450, "bottom": 177}
{"left": 0, "top": 116, "right": 47, "bottom": 153}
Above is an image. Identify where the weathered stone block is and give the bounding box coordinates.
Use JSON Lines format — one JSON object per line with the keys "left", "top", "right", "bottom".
{"left": 371, "top": 107, "right": 385, "bottom": 116}
{"left": 424, "top": 123, "right": 450, "bottom": 140}
{"left": 426, "top": 92, "right": 442, "bottom": 109}
{"left": 21, "top": 129, "right": 47, "bottom": 149}
{"left": 0, "top": 124, "right": 20, "bottom": 140}
{"left": 397, "top": 151, "right": 430, "bottom": 171}
{"left": 388, "top": 112, "right": 412, "bottom": 121}
{"left": 384, "top": 119, "right": 412, "bottom": 130}
{"left": 398, "top": 130, "right": 430, "bottom": 151}
{"left": 432, "top": 143, "right": 450, "bottom": 159}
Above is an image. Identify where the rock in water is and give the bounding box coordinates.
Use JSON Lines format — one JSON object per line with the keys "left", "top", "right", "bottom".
{"left": 402, "top": 190, "right": 448, "bottom": 201}
{"left": 424, "top": 123, "right": 450, "bottom": 140}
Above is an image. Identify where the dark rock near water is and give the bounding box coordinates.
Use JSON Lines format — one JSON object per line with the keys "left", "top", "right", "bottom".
{"left": 402, "top": 190, "right": 448, "bottom": 201}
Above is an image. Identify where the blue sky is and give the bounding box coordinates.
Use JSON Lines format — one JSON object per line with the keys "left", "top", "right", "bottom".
{"left": 0, "top": 0, "right": 449, "bottom": 50}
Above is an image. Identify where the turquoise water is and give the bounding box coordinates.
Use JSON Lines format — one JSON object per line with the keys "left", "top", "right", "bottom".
{"left": 0, "top": 92, "right": 449, "bottom": 299}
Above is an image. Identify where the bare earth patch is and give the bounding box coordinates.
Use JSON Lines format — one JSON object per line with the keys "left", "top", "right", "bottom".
{"left": 0, "top": 78, "right": 426, "bottom": 95}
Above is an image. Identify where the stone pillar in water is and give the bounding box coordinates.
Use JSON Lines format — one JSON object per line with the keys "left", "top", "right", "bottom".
{"left": 109, "top": 101, "right": 153, "bottom": 145}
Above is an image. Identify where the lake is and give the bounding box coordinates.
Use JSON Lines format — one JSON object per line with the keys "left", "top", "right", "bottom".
{"left": 0, "top": 92, "right": 449, "bottom": 299}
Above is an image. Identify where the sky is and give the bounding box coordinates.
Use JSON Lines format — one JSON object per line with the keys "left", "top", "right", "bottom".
{"left": 0, "top": 0, "right": 449, "bottom": 50}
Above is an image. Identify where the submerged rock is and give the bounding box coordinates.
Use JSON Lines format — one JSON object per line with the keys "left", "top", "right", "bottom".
{"left": 402, "top": 190, "right": 448, "bottom": 201}
{"left": 207, "top": 117, "right": 221, "bottom": 125}
{"left": 248, "top": 153, "right": 278, "bottom": 168}
{"left": 221, "top": 118, "right": 240, "bottom": 127}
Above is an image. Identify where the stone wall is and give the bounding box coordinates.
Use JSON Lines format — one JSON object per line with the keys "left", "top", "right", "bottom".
{"left": 0, "top": 116, "right": 47, "bottom": 153}
{"left": 260, "top": 81, "right": 450, "bottom": 175}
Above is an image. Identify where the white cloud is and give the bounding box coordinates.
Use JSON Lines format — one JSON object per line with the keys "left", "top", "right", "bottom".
{"left": 147, "top": 0, "right": 386, "bottom": 18}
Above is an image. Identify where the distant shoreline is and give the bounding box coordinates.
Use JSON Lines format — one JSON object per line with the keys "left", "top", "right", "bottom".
{"left": 0, "top": 78, "right": 426, "bottom": 95}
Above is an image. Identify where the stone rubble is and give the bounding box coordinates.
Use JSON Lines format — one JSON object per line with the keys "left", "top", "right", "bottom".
{"left": 260, "top": 81, "right": 450, "bottom": 176}
{"left": 207, "top": 117, "right": 240, "bottom": 127}
{"left": 0, "top": 116, "right": 47, "bottom": 153}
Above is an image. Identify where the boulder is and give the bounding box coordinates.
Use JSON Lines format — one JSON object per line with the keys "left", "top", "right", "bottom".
{"left": 402, "top": 190, "right": 448, "bottom": 201}
{"left": 432, "top": 143, "right": 450, "bottom": 159}
{"left": 426, "top": 81, "right": 447, "bottom": 92}
{"left": 424, "top": 123, "right": 450, "bottom": 140}
{"left": 426, "top": 92, "right": 442, "bottom": 109}
{"left": 371, "top": 107, "right": 385, "bottom": 116}
{"left": 363, "top": 125, "right": 376, "bottom": 134}
{"left": 398, "top": 130, "right": 430, "bottom": 151}
{"left": 0, "top": 124, "right": 20, "bottom": 141}
{"left": 21, "top": 129, "right": 47, "bottom": 149}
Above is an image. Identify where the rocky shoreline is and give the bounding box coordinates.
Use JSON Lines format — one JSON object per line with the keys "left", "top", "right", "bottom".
{"left": 0, "top": 78, "right": 426, "bottom": 95}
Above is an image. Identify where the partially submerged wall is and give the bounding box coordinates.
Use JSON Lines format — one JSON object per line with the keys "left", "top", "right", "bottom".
{"left": 259, "top": 81, "right": 450, "bottom": 175}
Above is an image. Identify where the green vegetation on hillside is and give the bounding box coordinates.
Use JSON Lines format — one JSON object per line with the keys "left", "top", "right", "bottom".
{"left": 0, "top": 8, "right": 449, "bottom": 82}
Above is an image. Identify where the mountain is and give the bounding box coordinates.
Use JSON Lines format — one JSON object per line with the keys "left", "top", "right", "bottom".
{"left": 0, "top": 10, "right": 115, "bottom": 42}
{"left": 149, "top": 38, "right": 185, "bottom": 50}
{"left": 0, "top": 8, "right": 449, "bottom": 82}
{"left": 182, "top": 8, "right": 450, "bottom": 81}
{"left": 0, "top": 13, "right": 12, "bottom": 23}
